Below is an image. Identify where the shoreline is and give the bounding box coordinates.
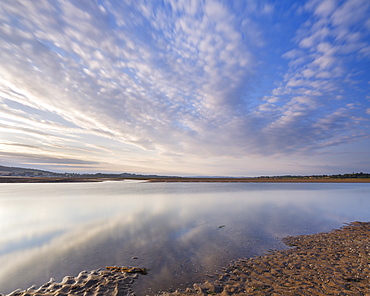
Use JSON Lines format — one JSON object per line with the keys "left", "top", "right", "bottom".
{"left": 3, "top": 222, "right": 370, "bottom": 296}
{"left": 164, "top": 221, "right": 370, "bottom": 296}
{"left": 1, "top": 176, "right": 370, "bottom": 183}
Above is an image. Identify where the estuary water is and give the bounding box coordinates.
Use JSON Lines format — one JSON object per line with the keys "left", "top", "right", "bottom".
{"left": 1, "top": 181, "right": 370, "bottom": 294}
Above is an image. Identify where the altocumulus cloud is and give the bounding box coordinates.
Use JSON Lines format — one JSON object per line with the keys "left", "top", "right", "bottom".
{"left": 0, "top": 0, "right": 369, "bottom": 175}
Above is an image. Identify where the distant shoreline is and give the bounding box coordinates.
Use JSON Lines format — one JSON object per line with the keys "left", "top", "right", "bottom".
{"left": 1, "top": 176, "right": 370, "bottom": 183}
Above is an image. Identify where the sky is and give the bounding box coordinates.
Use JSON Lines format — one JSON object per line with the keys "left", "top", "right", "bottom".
{"left": 0, "top": 0, "right": 369, "bottom": 177}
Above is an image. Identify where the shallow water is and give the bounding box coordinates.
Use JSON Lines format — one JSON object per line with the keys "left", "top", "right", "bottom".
{"left": 0, "top": 181, "right": 370, "bottom": 295}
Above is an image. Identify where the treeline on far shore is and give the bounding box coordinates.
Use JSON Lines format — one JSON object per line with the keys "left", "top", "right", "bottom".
{"left": 258, "top": 172, "right": 370, "bottom": 179}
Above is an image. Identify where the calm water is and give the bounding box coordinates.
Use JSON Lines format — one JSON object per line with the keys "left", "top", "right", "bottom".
{"left": 1, "top": 181, "right": 370, "bottom": 294}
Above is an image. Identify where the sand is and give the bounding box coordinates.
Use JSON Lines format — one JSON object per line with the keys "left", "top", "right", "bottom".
{"left": 2, "top": 222, "right": 370, "bottom": 296}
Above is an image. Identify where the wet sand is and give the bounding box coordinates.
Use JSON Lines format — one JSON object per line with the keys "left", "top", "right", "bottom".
{"left": 3, "top": 222, "right": 370, "bottom": 296}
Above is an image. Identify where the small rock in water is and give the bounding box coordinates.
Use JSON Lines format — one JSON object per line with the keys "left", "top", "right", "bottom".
{"left": 132, "top": 256, "right": 138, "bottom": 259}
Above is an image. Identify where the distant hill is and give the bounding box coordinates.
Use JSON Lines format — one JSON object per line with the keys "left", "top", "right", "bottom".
{"left": 0, "top": 165, "right": 166, "bottom": 178}
{"left": 0, "top": 165, "right": 58, "bottom": 177}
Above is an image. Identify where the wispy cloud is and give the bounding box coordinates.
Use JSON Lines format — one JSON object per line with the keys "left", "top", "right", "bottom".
{"left": 259, "top": 0, "right": 370, "bottom": 155}
{"left": 0, "top": 0, "right": 369, "bottom": 175}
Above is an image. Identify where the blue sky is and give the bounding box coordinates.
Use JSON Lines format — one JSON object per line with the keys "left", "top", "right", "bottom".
{"left": 0, "top": 0, "right": 369, "bottom": 176}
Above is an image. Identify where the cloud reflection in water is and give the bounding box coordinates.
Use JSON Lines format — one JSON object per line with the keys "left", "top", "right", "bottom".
{"left": 1, "top": 182, "right": 370, "bottom": 294}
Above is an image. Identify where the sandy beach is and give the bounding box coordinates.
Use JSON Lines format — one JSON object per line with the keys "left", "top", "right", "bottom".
{"left": 2, "top": 221, "right": 370, "bottom": 296}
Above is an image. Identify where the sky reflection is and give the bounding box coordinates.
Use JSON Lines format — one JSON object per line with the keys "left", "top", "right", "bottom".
{"left": 1, "top": 182, "right": 370, "bottom": 294}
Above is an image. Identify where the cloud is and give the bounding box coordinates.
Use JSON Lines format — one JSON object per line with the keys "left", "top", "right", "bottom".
{"left": 0, "top": 1, "right": 257, "bottom": 156}
{"left": 0, "top": 0, "right": 369, "bottom": 174}
{"left": 312, "top": 0, "right": 337, "bottom": 17}
{"left": 0, "top": 151, "right": 100, "bottom": 166}
{"left": 259, "top": 0, "right": 370, "bottom": 154}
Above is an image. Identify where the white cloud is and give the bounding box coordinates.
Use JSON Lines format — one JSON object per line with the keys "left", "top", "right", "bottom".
{"left": 313, "top": 0, "right": 338, "bottom": 17}
{"left": 282, "top": 49, "right": 303, "bottom": 59}
{"left": 330, "top": 0, "right": 370, "bottom": 27}
{"left": 0, "top": 1, "right": 257, "bottom": 160}
{"left": 258, "top": 0, "right": 370, "bottom": 157}
{"left": 262, "top": 3, "right": 274, "bottom": 14}
{"left": 299, "top": 27, "right": 330, "bottom": 48}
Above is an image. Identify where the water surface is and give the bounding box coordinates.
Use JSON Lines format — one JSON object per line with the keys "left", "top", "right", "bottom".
{"left": 1, "top": 181, "right": 370, "bottom": 294}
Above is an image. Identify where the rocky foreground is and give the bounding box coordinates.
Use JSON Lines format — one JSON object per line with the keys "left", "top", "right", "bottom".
{"left": 2, "top": 269, "right": 138, "bottom": 296}
{"left": 3, "top": 222, "right": 370, "bottom": 296}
